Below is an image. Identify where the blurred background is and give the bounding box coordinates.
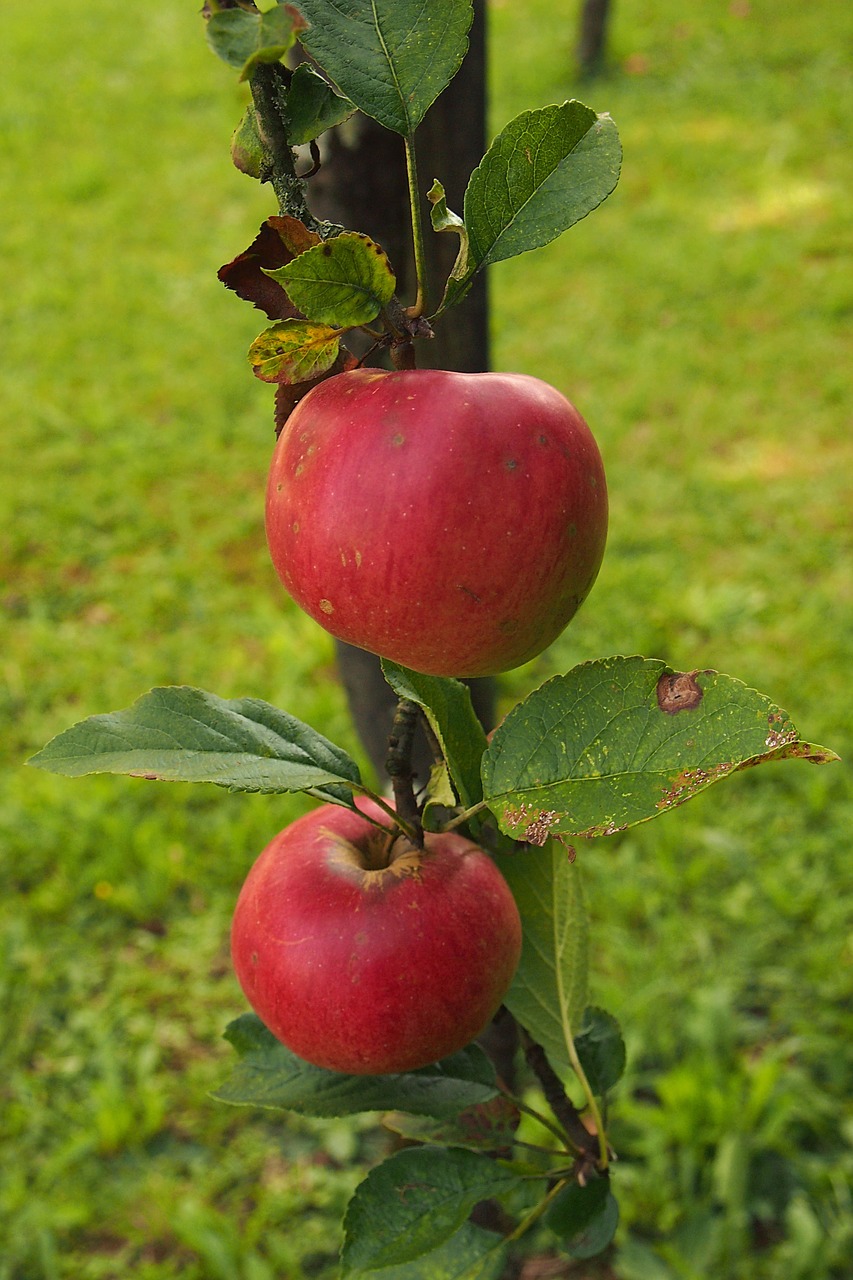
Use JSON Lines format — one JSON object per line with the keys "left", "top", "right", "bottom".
{"left": 2, "top": 2, "right": 851, "bottom": 1276}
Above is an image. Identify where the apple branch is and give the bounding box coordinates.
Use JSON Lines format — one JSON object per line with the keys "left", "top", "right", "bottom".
{"left": 385, "top": 698, "right": 425, "bottom": 847}
{"left": 249, "top": 62, "right": 336, "bottom": 238}
{"left": 518, "top": 1026, "right": 604, "bottom": 1176}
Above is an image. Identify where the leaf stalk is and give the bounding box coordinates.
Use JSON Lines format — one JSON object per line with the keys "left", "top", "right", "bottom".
{"left": 403, "top": 133, "right": 428, "bottom": 317}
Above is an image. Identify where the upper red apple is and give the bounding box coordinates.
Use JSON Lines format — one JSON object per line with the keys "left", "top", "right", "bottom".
{"left": 265, "top": 368, "right": 607, "bottom": 677}
{"left": 230, "top": 801, "right": 522, "bottom": 1075}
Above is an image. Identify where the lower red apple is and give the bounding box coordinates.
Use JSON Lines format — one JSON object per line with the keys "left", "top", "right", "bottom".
{"left": 265, "top": 367, "right": 607, "bottom": 677}
{"left": 230, "top": 801, "right": 522, "bottom": 1075}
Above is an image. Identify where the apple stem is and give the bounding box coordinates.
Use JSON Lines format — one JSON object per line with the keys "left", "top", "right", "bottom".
{"left": 335, "top": 785, "right": 421, "bottom": 847}
{"left": 385, "top": 698, "right": 425, "bottom": 847}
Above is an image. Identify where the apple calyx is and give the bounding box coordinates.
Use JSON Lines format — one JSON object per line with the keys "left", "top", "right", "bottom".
{"left": 325, "top": 826, "right": 424, "bottom": 885}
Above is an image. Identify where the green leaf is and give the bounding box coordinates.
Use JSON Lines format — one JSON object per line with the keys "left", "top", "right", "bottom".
{"left": 286, "top": 62, "right": 356, "bottom": 145}
{"left": 341, "top": 1146, "right": 520, "bottom": 1274}
{"left": 574, "top": 1008, "right": 626, "bottom": 1096}
{"left": 428, "top": 179, "right": 465, "bottom": 237}
{"left": 545, "top": 1178, "right": 619, "bottom": 1260}
{"left": 421, "top": 760, "right": 460, "bottom": 833}
{"left": 381, "top": 661, "right": 487, "bottom": 811}
{"left": 493, "top": 841, "right": 588, "bottom": 1081}
{"left": 482, "top": 656, "right": 839, "bottom": 842}
{"left": 231, "top": 106, "right": 264, "bottom": 178}
{"left": 206, "top": 3, "right": 306, "bottom": 80}
{"left": 214, "top": 1015, "right": 499, "bottom": 1119}
{"left": 384, "top": 1095, "right": 520, "bottom": 1153}
{"left": 349, "top": 1222, "right": 506, "bottom": 1280}
{"left": 28, "top": 685, "right": 362, "bottom": 798}
{"left": 248, "top": 318, "right": 341, "bottom": 383}
{"left": 428, "top": 179, "right": 474, "bottom": 311}
{"left": 297, "top": 0, "right": 473, "bottom": 135}
{"left": 442, "top": 102, "right": 620, "bottom": 308}
{"left": 266, "top": 232, "right": 395, "bottom": 327}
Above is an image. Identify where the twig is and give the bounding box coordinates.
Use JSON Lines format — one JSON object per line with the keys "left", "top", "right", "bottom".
{"left": 385, "top": 699, "right": 424, "bottom": 847}
{"left": 518, "top": 1026, "right": 602, "bottom": 1172}
{"left": 249, "top": 62, "right": 336, "bottom": 236}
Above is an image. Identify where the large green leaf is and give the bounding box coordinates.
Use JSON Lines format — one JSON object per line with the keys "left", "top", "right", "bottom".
{"left": 482, "top": 656, "right": 839, "bottom": 842}
{"left": 383, "top": 1095, "right": 521, "bottom": 1154}
{"left": 466, "top": 102, "right": 621, "bottom": 266}
{"left": 297, "top": 0, "right": 473, "bottom": 135}
{"left": 381, "top": 661, "right": 487, "bottom": 811}
{"left": 544, "top": 1177, "right": 619, "bottom": 1260}
{"left": 214, "top": 1015, "right": 499, "bottom": 1119}
{"left": 266, "top": 231, "right": 396, "bottom": 327}
{"left": 437, "top": 102, "right": 620, "bottom": 311}
{"left": 494, "top": 841, "right": 589, "bottom": 1081}
{"left": 346, "top": 1222, "right": 506, "bottom": 1280}
{"left": 341, "top": 1146, "right": 519, "bottom": 1274}
{"left": 28, "top": 685, "right": 361, "bottom": 799}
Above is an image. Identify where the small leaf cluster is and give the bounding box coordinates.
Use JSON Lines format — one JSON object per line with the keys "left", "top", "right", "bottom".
{"left": 211, "top": 1012, "right": 625, "bottom": 1272}
{"left": 206, "top": 0, "right": 621, "bottom": 418}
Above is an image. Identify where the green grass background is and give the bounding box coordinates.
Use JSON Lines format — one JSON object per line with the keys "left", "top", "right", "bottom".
{"left": 2, "top": 1, "right": 851, "bottom": 1276}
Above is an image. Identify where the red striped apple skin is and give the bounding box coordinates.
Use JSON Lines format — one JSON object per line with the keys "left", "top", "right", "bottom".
{"left": 266, "top": 368, "right": 607, "bottom": 677}
{"left": 231, "top": 802, "right": 522, "bottom": 1075}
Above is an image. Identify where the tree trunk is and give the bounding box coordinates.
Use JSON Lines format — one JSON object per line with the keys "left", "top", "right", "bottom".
{"left": 300, "top": 0, "right": 518, "bottom": 1137}
{"left": 578, "top": 0, "right": 612, "bottom": 78}
{"left": 304, "top": 0, "right": 495, "bottom": 786}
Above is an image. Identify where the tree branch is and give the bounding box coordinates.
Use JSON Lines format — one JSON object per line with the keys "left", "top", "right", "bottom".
{"left": 518, "top": 1026, "right": 601, "bottom": 1173}
{"left": 385, "top": 698, "right": 424, "bottom": 847}
{"left": 248, "top": 62, "right": 337, "bottom": 237}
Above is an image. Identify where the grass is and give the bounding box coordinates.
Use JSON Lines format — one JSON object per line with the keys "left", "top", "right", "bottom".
{"left": 2, "top": 0, "right": 852, "bottom": 1276}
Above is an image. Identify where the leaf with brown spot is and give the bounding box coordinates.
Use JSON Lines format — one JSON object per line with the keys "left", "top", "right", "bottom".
{"left": 482, "top": 656, "right": 839, "bottom": 840}
{"left": 265, "top": 231, "right": 396, "bottom": 328}
{"left": 249, "top": 319, "right": 342, "bottom": 384}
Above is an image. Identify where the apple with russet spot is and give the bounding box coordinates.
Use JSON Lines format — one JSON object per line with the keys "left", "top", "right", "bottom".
{"left": 265, "top": 367, "right": 608, "bottom": 677}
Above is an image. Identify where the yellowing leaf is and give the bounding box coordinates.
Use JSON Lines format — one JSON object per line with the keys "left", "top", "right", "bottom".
{"left": 248, "top": 319, "right": 342, "bottom": 384}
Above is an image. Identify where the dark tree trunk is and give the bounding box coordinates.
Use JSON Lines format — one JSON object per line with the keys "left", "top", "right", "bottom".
{"left": 578, "top": 0, "right": 612, "bottom": 78}
{"left": 304, "top": 0, "right": 495, "bottom": 787}
{"left": 298, "top": 0, "right": 518, "bottom": 1143}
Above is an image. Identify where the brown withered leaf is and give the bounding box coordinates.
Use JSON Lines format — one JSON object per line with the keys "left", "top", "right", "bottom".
{"left": 218, "top": 215, "right": 322, "bottom": 320}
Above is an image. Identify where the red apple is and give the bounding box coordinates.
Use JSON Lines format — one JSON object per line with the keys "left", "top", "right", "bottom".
{"left": 265, "top": 368, "right": 607, "bottom": 677}
{"left": 230, "top": 801, "right": 522, "bottom": 1075}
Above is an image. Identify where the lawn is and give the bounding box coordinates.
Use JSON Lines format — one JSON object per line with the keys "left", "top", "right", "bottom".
{"left": 2, "top": 1, "right": 851, "bottom": 1277}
